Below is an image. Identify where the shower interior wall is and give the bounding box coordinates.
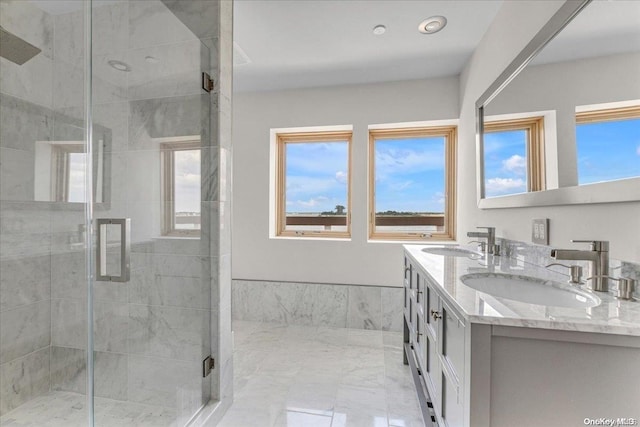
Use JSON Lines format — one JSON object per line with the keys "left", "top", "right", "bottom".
{"left": 0, "top": 0, "right": 233, "bottom": 423}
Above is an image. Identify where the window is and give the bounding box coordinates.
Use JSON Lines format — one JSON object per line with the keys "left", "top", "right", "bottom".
{"left": 51, "top": 143, "right": 86, "bottom": 203}
{"left": 576, "top": 105, "right": 640, "bottom": 185}
{"left": 161, "top": 140, "right": 201, "bottom": 236}
{"left": 368, "top": 126, "right": 456, "bottom": 240}
{"left": 483, "top": 117, "right": 545, "bottom": 197}
{"left": 275, "top": 130, "right": 352, "bottom": 238}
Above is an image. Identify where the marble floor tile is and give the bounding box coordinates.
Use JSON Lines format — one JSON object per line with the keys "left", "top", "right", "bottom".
{"left": 219, "top": 321, "right": 424, "bottom": 427}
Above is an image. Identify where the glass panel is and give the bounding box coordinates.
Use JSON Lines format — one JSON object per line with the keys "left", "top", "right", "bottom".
{"left": 483, "top": 130, "right": 528, "bottom": 197}
{"left": 91, "top": 1, "right": 214, "bottom": 426}
{"left": 576, "top": 117, "right": 640, "bottom": 185}
{"left": 174, "top": 149, "right": 201, "bottom": 231}
{"left": 373, "top": 136, "right": 445, "bottom": 234}
{"left": 284, "top": 141, "right": 349, "bottom": 233}
{"left": 0, "top": 0, "right": 90, "bottom": 425}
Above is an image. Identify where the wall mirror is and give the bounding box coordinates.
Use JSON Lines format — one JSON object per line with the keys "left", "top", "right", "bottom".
{"left": 476, "top": 0, "right": 640, "bottom": 208}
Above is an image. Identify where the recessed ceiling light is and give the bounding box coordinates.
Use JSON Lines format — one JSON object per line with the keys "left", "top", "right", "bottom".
{"left": 108, "top": 59, "right": 131, "bottom": 72}
{"left": 372, "top": 24, "right": 386, "bottom": 36}
{"left": 145, "top": 55, "right": 159, "bottom": 64}
{"left": 419, "top": 16, "right": 447, "bottom": 34}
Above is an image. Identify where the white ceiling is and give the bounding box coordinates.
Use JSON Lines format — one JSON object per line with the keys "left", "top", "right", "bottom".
{"left": 233, "top": 0, "right": 503, "bottom": 92}
{"left": 532, "top": 0, "right": 640, "bottom": 66}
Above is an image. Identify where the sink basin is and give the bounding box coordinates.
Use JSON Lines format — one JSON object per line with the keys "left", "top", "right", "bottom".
{"left": 422, "top": 246, "right": 482, "bottom": 258}
{"left": 459, "top": 273, "right": 601, "bottom": 308}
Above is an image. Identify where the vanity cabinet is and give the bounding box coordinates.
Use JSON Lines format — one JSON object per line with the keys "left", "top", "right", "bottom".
{"left": 404, "top": 256, "right": 466, "bottom": 427}
{"left": 403, "top": 247, "right": 640, "bottom": 427}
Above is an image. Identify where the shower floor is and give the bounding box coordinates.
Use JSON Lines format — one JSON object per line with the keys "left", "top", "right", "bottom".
{"left": 0, "top": 391, "right": 176, "bottom": 427}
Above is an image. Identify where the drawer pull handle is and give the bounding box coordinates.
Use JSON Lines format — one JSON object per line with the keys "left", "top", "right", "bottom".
{"left": 431, "top": 309, "right": 442, "bottom": 321}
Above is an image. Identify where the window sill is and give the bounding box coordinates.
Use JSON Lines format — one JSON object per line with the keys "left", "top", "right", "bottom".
{"left": 270, "top": 235, "right": 351, "bottom": 242}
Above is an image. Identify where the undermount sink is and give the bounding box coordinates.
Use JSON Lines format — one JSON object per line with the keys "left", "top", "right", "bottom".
{"left": 422, "top": 246, "right": 482, "bottom": 258}
{"left": 459, "top": 273, "right": 601, "bottom": 308}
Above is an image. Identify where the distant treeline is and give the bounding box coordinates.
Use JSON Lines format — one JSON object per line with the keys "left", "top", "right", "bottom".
{"left": 317, "top": 209, "right": 441, "bottom": 216}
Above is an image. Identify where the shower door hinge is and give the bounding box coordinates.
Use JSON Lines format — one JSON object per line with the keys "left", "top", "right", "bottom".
{"left": 202, "top": 72, "right": 214, "bottom": 92}
{"left": 203, "top": 355, "right": 215, "bottom": 378}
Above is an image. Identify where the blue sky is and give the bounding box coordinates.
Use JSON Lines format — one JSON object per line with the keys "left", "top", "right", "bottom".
{"left": 483, "top": 129, "right": 528, "bottom": 197}
{"left": 484, "top": 118, "right": 640, "bottom": 196}
{"left": 284, "top": 137, "right": 446, "bottom": 214}
{"left": 576, "top": 117, "right": 640, "bottom": 184}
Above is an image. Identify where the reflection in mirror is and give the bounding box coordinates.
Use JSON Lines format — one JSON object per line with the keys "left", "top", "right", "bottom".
{"left": 477, "top": 0, "right": 640, "bottom": 206}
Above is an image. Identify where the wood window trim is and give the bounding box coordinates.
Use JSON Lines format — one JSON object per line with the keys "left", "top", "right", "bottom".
{"left": 275, "top": 131, "right": 352, "bottom": 238}
{"left": 161, "top": 141, "right": 201, "bottom": 237}
{"left": 368, "top": 126, "right": 457, "bottom": 241}
{"left": 576, "top": 105, "right": 640, "bottom": 124}
{"left": 484, "top": 116, "right": 545, "bottom": 192}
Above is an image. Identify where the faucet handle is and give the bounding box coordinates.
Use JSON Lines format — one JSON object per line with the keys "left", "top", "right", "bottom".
{"left": 570, "top": 240, "right": 609, "bottom": 251}
{"left": 546, "top": 263, "right": 583, "bottom": 284}
{"left": 586, "top": 275, "right": 636, "bottom": 300}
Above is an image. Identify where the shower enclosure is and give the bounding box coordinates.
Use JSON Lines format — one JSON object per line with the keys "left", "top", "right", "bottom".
{"left": 0, "top": 0, "right": 233, "bottom": 425}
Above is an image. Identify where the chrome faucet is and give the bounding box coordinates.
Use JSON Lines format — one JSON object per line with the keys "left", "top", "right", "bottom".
{"left": 550, "top": 240, "right": 609, "bottom": 292}
{"left": 467, "top": 227, "right": 497, "bottom": 255}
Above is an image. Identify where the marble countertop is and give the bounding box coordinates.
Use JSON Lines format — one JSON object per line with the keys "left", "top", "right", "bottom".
{"left": 404, "top": 244, "right": 640, "bottom": 337}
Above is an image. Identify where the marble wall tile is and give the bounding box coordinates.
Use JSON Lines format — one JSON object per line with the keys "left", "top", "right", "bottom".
{"left": 0, "top": 0, "right": 54, "bottom": 59}
{"left": 0, "top": 203, "right": 51, "bottom": 258}
{"left": 347, "top": 286, "right": 382, "bottom": 330}
{"left": 233, "top": 280, "right": 395, "bottom": 330}
{"left": 0, "top": 300, "right": 50, "bottom": 364}
{"left": 312, "top": 284, "right": 348, "bottom": 328}
{"left": 94, "top": 301, "right": 128, "bottom": 353}
{"left": 128, "top": 305, "right": 208, "bottom": 361}
{"left": 50, "top": 346, "right": 85, "bottom": 394}
{"left": 127, "top": 40, "right": 203, "bottom": 101}
{"left": 160, "top": 0, "right": 219, "bottom": 41}
{"left": 0, "top": 147, "right": 35, "bottom": 202}
{"left": 0, "top": 52, "right": 53, "bottom": 108}
{"left": 129, "top": 273, "right": 209, "bottom": 309}
{"left": 94, "top": 351, "right": 128, "bottom": 400}
{"left": 128, "top": 95, "right": 202, "bottom": 150}
{"left": 53, "top": 8, "right": 83, "bottom": 62}
{"left": 128, "top": 0, "right": 197, "bottom": 50}
{"left": 380, "top": 287, "right": 403, "bottom": 332}
{"left": 0, "top": 93, "right": 54, "bottom": 151}
{"left": 50, "top": 251, "right": 86, "bottom": 300}
{"left": 127, "top": 354, "right": 201, "bottom": 407}
{"left": 0, "top": 255, "right": 50, "bottom": 311}
{"left": 0, "top": 347, "right": 50, "bottom": 415}
{"left": 50, "top": 346, "right": 129, "bottom": 401}
{"left": 51, "top": 298, "right": 86, "bottom": 349}
{"left": 124, "top": 150, "right": 161, "bottom": 203}
{"left": 201, "top": 148, "right": 219, "bottom": 202}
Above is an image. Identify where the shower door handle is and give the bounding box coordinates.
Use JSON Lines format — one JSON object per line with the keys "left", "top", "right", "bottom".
{"left": 96, "top": 218, "right": 131, "bottom": 282}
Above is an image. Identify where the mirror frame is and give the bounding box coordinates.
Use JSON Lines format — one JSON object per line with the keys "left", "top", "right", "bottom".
{"left": 475, "top": 0, "right": 640, "bottom": 209}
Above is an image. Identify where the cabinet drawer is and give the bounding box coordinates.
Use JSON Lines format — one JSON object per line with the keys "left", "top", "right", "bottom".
{"left": 441, "top": 299, "right": 465, "bottom": 381}
{"left": 441, "top": 367, "right": 464, "bottom": 427}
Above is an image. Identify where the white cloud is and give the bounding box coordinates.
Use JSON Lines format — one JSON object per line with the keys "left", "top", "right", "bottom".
{"left": 485, "top": 177, "right": 526, "bottom": 196}
{"left": 335, "top": 171, "right": 347, "bottom": 184}
{"left": 375, "top": 145, "right": 445, "bottom": 180}
{"left": 295, "top": 196, "right": 328, "bottom": 208}
{"left": 502, "top": 154, "right": 526, "bottom": 174}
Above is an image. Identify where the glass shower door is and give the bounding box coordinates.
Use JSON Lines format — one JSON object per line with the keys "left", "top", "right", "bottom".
{"left": 89, "top": 1, "right": 214, "bottom": 425}
{"left": 1, "top": 0, "right": 218, "bottom": 425}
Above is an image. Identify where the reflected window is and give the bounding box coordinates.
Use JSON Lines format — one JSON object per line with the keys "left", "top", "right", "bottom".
{"left": 275, "top": 131, "right": 351, "bottom": 238}
{"left": 368, "top": 126, "right": 457, "bottom": 241}
{"left": 576, "top": 105, "right": 640, "bottom": 185}
{"left": 161, "top": 140, "right": 201, "bottom": 236}
{"left": 483, "top": 117, "right": 545, "bottom": 197}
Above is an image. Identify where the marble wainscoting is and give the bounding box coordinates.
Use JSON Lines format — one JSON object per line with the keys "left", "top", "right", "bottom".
{"left": 498, "top": 238, "right": 640, "bottom": 299}
{"left": 232, "top": 280, "right": 403, "bottom": 332}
